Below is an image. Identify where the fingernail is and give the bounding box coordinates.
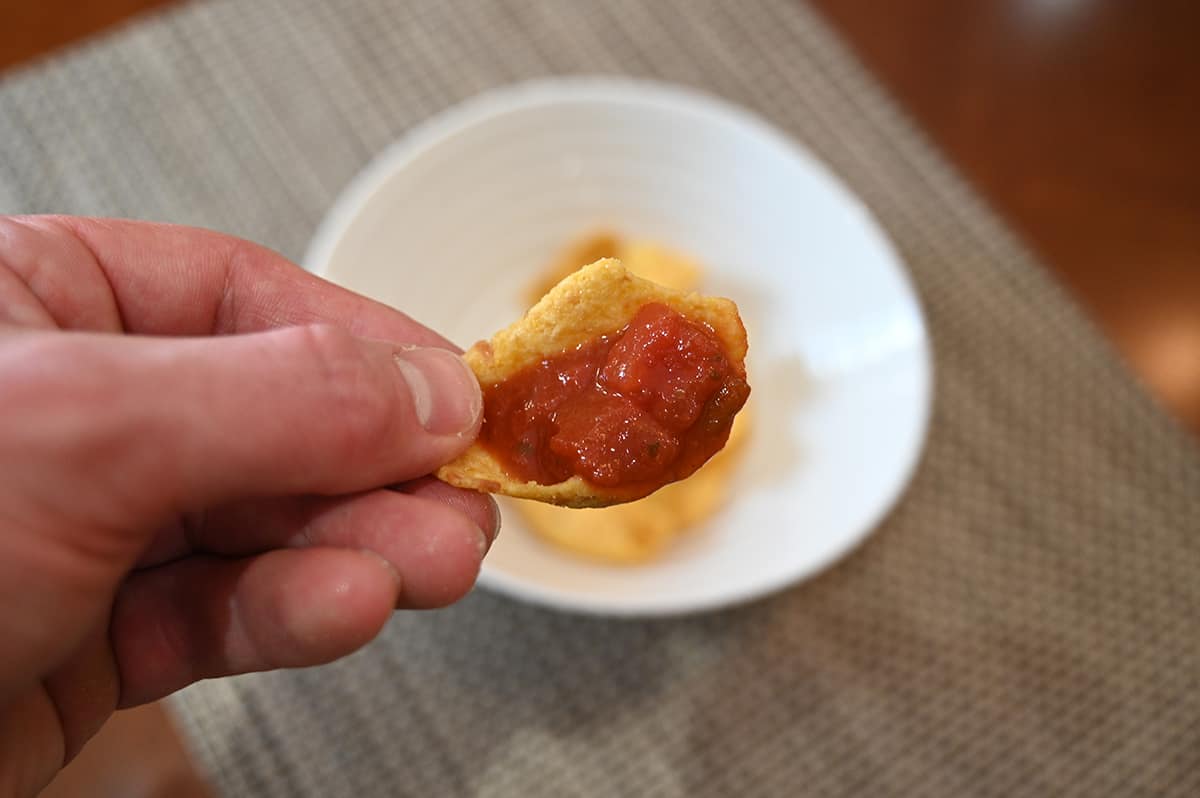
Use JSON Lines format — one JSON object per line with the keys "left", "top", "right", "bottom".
{"left": 394, "top": 348, "right": 481, "bottom": 435}
{"left": 487, "top": 496, "right": 502, "bottom": 544}
{"left": 359, "top": 549, "right": 403, "bottom": 590}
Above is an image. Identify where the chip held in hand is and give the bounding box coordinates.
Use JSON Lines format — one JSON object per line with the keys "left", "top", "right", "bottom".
{"left": 436, "top": 259, "right": 750, "bottom": 508}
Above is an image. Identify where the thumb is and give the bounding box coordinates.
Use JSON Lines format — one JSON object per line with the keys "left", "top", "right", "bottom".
{"left": 2, "top": 323, "right": 482, "bottom": 529}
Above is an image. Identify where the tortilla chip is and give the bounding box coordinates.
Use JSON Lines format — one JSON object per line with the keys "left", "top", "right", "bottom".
{"left": 436, "top": 258, "right": 748, "bottom": 508}
{"left": 529, "top": 234, "right": 702, "bottom": 303}
{"left": 515, "top": 406, "right": 751, "bottom": 562}
{"left": 529, "top": 232, "right": 622, "bottom": 300}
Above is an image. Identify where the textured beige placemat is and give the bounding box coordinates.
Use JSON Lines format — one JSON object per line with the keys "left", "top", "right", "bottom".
{"left": 2, "top": 1, "right": 1198, "bottom": 795}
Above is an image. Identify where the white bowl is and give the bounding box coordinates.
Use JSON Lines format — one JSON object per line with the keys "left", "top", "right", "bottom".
{"left": 307, "top": 78, "right": 932, "bottom": 617}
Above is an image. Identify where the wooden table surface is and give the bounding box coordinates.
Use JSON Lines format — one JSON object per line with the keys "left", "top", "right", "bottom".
{"left": 3, "top": 1, "right": 1197, "bottom": 796}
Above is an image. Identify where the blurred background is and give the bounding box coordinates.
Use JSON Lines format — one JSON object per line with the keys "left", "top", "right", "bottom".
{"left": 2, "top": 0, "right": 1196, "bottom": 795}
{"left": 5, "top": 0, "right": 1197, "bottom": 442}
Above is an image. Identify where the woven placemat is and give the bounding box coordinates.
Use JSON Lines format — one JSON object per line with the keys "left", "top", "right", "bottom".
{"left": 3, "top": 0, "right": 1198, "bottom": 795}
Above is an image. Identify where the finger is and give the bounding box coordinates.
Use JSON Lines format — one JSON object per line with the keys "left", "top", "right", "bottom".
{"left": 0, "top": 259, "right": 58, "bottom": 329}
{"left": 112, "top": 548, "right": 401, "bottom": 708}
{"left": 189, "top": 481, "right": 500, "bottom": 557}
{"left": 4, "top": 325, "right": 481, "bottom": 526}
{"left": 42, "top": 625, "right": 120, "bottom": 762}
{"left": 138, "top": 481, "right": 499, "bottom": 568}
{"left": 0, "top": 687, "right": 62, "bottom": 798}
{"left": 0, "top": 216, "right": 123, "bottom": 332}
{"left": 394, "top": 477, "right": 502, "bottom": 546}
{"left": 2, "top": 215, "right": 455, "bottom": 344}
{"left": 162, "top": 489, "right": 491, "bottom": 608}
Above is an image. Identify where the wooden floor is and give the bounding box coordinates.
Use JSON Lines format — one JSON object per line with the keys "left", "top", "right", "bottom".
{"left": 3, "top": 0, "right": 1197, "bottom": 795}
{"left": 809, "top": 0, "right": 1200, "bottom": 435}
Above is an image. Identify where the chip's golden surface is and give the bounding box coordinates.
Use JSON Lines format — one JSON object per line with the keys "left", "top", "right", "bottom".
{"left": 436, "top": 258, "right": 749, "bottom": 508}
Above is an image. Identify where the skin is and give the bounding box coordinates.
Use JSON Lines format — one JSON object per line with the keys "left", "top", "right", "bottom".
{"left": 0, "top": 216, "right": 500, "bottom": 797}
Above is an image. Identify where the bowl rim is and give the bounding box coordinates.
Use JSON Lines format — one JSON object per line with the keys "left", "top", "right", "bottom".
{"left": 305, "top": 76, "right": 886, "bottom": 274}
{"left": 305, "top": 76, "right": 934, "bottom": 617}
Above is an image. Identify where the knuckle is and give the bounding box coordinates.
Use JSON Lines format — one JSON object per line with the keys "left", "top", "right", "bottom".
{"left": 0, "top": 216, "right": 114, "bottom": 330}
{"left": 0, "top": 333, "right": 100, "bottom": 414}
{"left": 0, "top": 332, "right": 165, "bottom": 521}
{"left": 286, "top": 324, "right": 397, "bottom": 457}
{"left": 288, "top": 323, "right": 359, "bottom": 374}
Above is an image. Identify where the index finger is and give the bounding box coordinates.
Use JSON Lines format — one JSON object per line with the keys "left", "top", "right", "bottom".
{"left": 2, "top": 215, "right": 453, "bottom": 347}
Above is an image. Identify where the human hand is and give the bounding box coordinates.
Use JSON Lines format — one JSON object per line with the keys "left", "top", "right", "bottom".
{"left": 0, "top": 216, "right": 499, "bottom": 795}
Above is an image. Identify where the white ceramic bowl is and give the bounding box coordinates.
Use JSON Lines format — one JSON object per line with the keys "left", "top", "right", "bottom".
{"left": 307, "top": 78, "right": 932, "bottom": 617}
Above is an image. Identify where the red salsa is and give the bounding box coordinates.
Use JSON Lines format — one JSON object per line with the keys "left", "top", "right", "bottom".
{"left": 479, "top": 302, "right": 750, "bottom": 493}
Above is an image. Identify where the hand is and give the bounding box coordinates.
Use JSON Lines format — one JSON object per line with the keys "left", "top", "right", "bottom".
{"left": 0, "top": 216, "right": 499, "bottom": 795}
